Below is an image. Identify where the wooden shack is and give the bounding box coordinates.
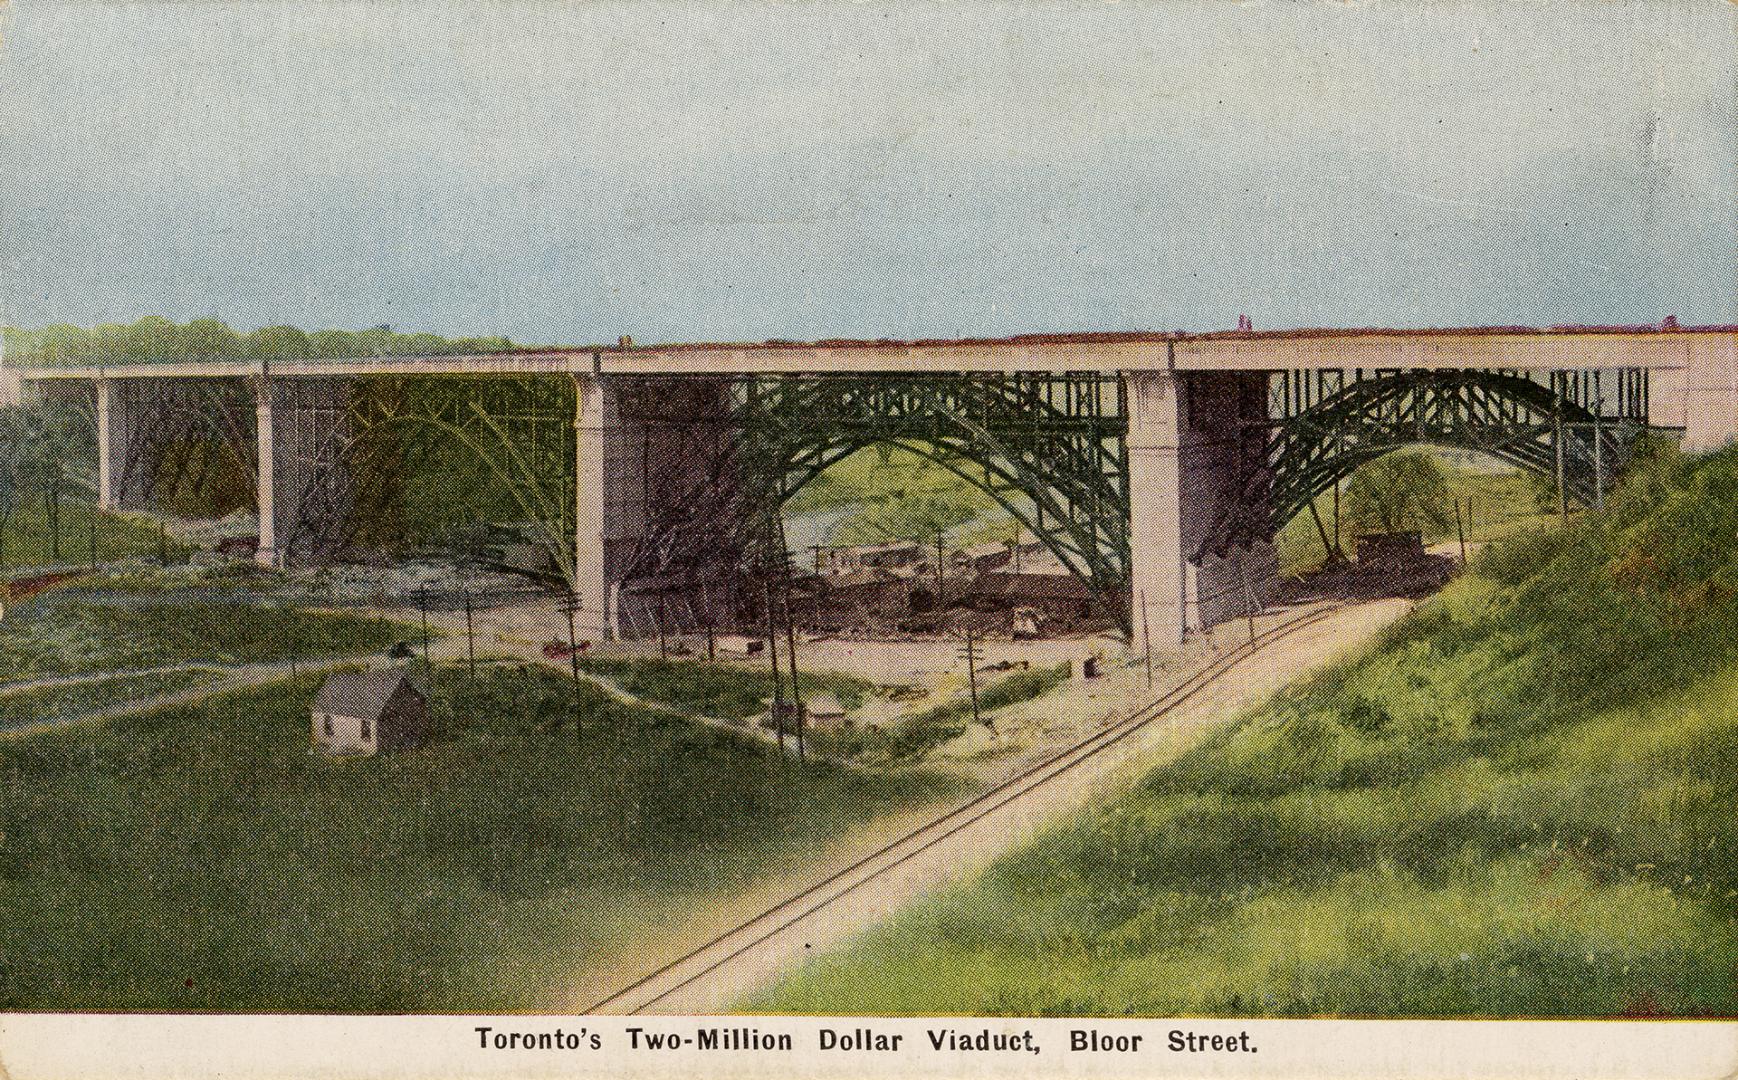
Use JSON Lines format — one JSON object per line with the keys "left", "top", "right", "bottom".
{"left": 311, "top": 670, "right": 430, "bottom": 756}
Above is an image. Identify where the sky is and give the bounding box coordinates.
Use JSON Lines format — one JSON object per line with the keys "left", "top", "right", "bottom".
{"left": 0, "top": 1, "right": 1733, "bottom": 344}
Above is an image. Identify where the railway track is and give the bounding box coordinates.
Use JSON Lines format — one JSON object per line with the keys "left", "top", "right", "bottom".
{"left": 585, "top": 600, "right": 1351, "bottom": 1015}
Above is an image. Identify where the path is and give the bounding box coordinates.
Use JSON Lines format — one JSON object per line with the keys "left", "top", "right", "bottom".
{"left": 0, "top": 652, "right": 381, "bottom": 741}
{"left": 0, "top": 663, "right": 219, "bottom": 696}
{"left": 586, "top": 597, "right": 1413, "bottom": 1015}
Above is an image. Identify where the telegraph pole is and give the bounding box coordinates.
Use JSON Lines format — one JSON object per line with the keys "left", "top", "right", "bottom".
{"left": 956, "top": 627, "right": 983, "bottom": 728}
{"left": 463, "top": 586, "right": 476, "bottom": 681}
{"left": 558, "top": 591, "right": 584, "bottom": 740}
{"left": 775, "top": 515, "right": 805, "bottom": 763}
{"left": 934, "top": 529, "right": 945, "bottom": 599}
{"left": 1237, "top": 558, "right": 1258, "bottom": 645}
{"left": 762, "top": 577, "right": 785, "bottom": 754}
{"left": 417, "top": 586, "right": 432, "bottom": 677}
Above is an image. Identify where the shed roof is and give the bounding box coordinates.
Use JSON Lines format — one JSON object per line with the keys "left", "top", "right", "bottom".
{"left": 313, "top": 669, "right": 419, "bottom": 719}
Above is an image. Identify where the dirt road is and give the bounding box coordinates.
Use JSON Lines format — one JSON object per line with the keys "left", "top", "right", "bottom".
{"left": 587, "top": 597, "right": 1412, "bottom": 1015}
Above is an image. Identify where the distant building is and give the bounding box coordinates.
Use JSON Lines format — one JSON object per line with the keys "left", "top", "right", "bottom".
{"left": 950, "top": 541, "right": 1013, "bottom": 575}
{"left": 804, "top": 693, "right": 851, "bottom": 731}
{"left": 311, "top": 670, "right": 430, "bottom": 756}
{"left": 817, "top": 541, "right": 925, "bottom": 575}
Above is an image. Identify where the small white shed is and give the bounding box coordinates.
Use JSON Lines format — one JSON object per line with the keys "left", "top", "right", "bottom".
{"left": 311, "top": 670, "right": 430, "bottom": 756}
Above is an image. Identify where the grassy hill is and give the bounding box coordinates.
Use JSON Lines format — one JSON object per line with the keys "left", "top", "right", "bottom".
{"left": 0, "top": 666, "right": 958, "bottom": 1011}
{"left": 754, "top": 440, "right": 1738, "bottom": 1018}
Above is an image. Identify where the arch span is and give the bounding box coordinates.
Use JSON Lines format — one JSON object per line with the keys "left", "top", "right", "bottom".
{"left": 1200, "top": 368, "right": 1647, "bottom": 558}
{"left": 615, "top": 373, "right": 1135, "bottom": 628}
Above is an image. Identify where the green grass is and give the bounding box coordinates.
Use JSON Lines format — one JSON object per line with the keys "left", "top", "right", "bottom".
{"left": 0, "top": 665, "right": 960, "bottom": 1011}
{"left": 0, "top": 669, "right": 224, "bottom": 729}
{"left": 1275, "top": 454, "right": 1557, "bottom": 575}
{"left": 0, "top": 589, "right": 413, "bottom": 682}
{"left": 753, "top": 442, "right": 1738, "bottom": 1018}
{"left": 1, "top": 500, "right": 194, "bottom": 572}
{"left": 576, "top": 655, "right": 873, "bottom": 722}
{"left": 783, "top": 442, "right": 1016, "bottom": 545}
{"left": 817, "top": 663, "right": 1072, "bottom": 763}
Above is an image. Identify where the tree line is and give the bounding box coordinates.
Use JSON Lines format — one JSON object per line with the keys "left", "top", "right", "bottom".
{"left": 3, "top": 316, "right": 519, "bottom": 367}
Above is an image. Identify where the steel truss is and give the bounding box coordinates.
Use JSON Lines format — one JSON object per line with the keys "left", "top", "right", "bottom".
{"left": 108, "top": 378, "right": 258, "bottom": 512}
{"left": 281, "top": 375, "right": 575, "bottom": 570}
{"left": 613, "top": 372, "right": 1133, "bottom": 622}
{"left": 1200, "top": 367, "right": 1653, "bottom": 557}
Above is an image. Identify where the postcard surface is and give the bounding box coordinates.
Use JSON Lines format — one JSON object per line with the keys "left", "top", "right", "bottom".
{"left": 0, "top": 2, "right": 1734, "bottom": 1077}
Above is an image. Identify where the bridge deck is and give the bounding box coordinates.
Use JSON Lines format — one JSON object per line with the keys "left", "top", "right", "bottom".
{"left": 10, "top": 326, "right": 1732, "bottom": 381}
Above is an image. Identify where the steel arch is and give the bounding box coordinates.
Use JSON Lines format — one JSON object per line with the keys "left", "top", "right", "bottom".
{"left": 1200, "top": 368, "right": 1644, "bottom": 558}
{"left": 615, "top": 372, "right": 1134, "bottom": 626}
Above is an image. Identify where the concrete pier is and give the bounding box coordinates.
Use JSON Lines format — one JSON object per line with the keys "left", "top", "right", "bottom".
{"left": 95, "top": 377, "right": 150, "bottom": 511}
{"left": 1126, "top": 369, "right": 1277, "bottom": 644}
{"left": 254, "top": 377, "right": 353, "bottom": 569}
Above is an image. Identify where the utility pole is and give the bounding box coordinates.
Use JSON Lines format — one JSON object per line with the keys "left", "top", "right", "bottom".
{"left": 934, "top": 529, "right": 945, "bottom": 599}
{"left": 1332, "top": 478, "right": 1341, "bottom": 557}
{"left": 1453, "top": 497, "right": 1468, "bottom": 565}
{"left": 1237, "top": 557, "right": 1258, "bottom": 645}
{"left": 956, "top": 627, "right": 983, "bottom": 728}
{"left": 762, "top": 577, "right": 785, "bottom": 754}
{"left": 417, "top": 587, "right": 432, "bottom": 678}
{"left": 48, "top": 471, "right": 61, "bottom": 562}
{"left": 772, "top": 512, "right": 805, "bottom": 762}
{"left": 463, "top": 586, "right": 476, "bottom": 681}
{"left": 558, "top": 591, "right": 584, "bottom": 740}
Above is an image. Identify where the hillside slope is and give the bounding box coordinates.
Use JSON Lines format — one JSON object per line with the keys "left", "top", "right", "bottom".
{"left": 755, "top": 441, "right": 1738, "bottom": 1017}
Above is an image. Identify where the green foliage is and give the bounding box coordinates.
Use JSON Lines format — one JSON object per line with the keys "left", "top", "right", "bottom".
{"left": 1343, "top": 449, "right": 1453, "bottom": 535}
{"left": 575, "top": 656, "right": 873, "bottom": 722}
{"left": 4, "top": 317, "right": 515, "bottom": 366}
{"left": 0, "top": 669, "right": 223, "bottom": 730}
{"left": 821, "top": 663, "right": 1072, "bottom": 763}
{"left": 0, "top": 590, "right": 412, "bottom": 683}
{"left": 0, "top": 501, "right": 194, "bottom": 574}
{"left": 0, "top": 403, "right": 90, "bottom": 536}
{"left": 786, "top": 443, "right": 1012, "bottom": 545}
{"left": 0, "top": 666, "right": 957, "bottom": 1010}
{"left": 754, "top": 446, "right": 1738, "bottom": 1017}
{"left": 1275, "top": 449, "right": 1562, "bottom": 574}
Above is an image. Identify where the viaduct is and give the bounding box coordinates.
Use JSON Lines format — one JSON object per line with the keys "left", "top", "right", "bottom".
{"left": 10, "top": 324, "right": 1738, "bottom": 645}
